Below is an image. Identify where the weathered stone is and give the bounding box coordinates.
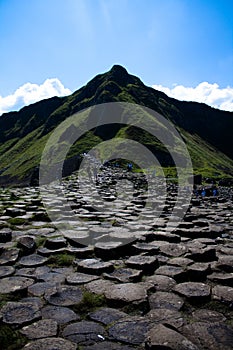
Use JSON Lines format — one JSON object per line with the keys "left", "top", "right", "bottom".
{"left": 173, "top": 282, "right": 211, "bottom": 303}
{"left": 1, "top": 301, "right": 41, "bottom": 325}
{"left": 0, "top": 248, "right": 19, "bottom": 265}
{"left": 22, "top": 337, "right": 76, "bottom": 350}
{"left": 66, "top": 272, "right": 100, "bottom": 285}
{"left": 19, "top": 254, "right": 48, "bottom": 267}
{"left": 216, "top": 255, "right": 233, "bottom": 272}
{"left": 77, "top": 258, "right": 114, "bottom": 275}
{"left": 147, "top": 308, "right": 184, "bottom": 329}
{"left": 16, "top": 266, "right": 50, "bottom": 279}
{"left": 0, "top": 276, "right": 34, "bottom": 294}
{"left": 212, "top": 285, "right": 233, "bottom": 303}
{"left": 145, "top": 274, "right": 177, "bottom": 291}
{"left": 45, "top": 285, "right": 83, "bottom": 306}
{"left": 185, "top": 246, "right": 217, "bottom": 262}
{"left": 132, "top": 242, "right": 159, "bottom": 255}
{"left": 149, "top": 291, "right": 184, "bottom": 311}
{"left": 17, "top": 236, "right": 36, "bottom": 254}
{"left": 68, "top": 246, "right": 94, "bottom": 258}
{"left": 159, "top": 243, "right": 188, "bottom": 257}
{"left": 63, "top": 320, "right": 106, "bottom": 346}
{"left": 94, "top": 241, "right": 131, "bottom": 260}
{"left": 82, "top": 342, "right": 135, "bottom": 350}
{"left": 145, "top": 323, "right": 198, "bottom": 350}
{"left": 41, "top": 305, "right": 79, "bottom": 324}
{"left": 125, "top": 255, "right": 158, "bottom": 273}
{"left": 103, "top": 267, "right": 143, "bottom": 283}
{"left": 20, "top": 319, "right": 58, "bottom": 339}
{"left": 109, "top": 316, "right": 151, "bottom": 345}
{"left": 88, "top": 307, "right": 127, "bottom": 325}
{"left": 28, "top": 282, "right": 58, "bottom": 297}
{"left": 187, "top": 262, "right": 212, "bottom": 281}
{"left": 207, "top": 272, "right": 233, "bottom": 286}
{"left": 104, "top": 282, "right": 149, "bottom": 307}
{"left": 37, "top": 247, "right": 67, "bottom": 256}
{"left": 85, "top": 279, "right": 115, "bottom": 295}
{"left": 192, "top": 309, "right": 226, "bottom": 323}
{"left": 153, "top": 231, "right": 181, "bottom": 243}
{"left": 155, "top": 265, "right": 186, "bottom": 282}
{"left": 182, "top": 322, "right": 233, "bottom": 350}
{"left": 168, "top": 257, "right": 193, "bottom": 267}
{"left": 44, "top": 237, "right": 67, "bottom": 250}
{"left": 0, "top": 265, "right": 15, "bottom": 278}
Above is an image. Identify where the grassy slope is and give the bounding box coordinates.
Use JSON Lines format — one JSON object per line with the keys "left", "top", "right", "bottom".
{"left": 0, "top": 65, "right": 232, "bottom": 184}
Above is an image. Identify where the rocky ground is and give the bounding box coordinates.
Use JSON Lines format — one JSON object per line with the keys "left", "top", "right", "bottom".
{"left": 0, "top": 168, "right": 233, "bottom": 350}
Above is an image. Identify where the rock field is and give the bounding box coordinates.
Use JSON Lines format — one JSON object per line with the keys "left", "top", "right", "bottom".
{"left": 0, "top": 168, "right": 233, "bottom": 349}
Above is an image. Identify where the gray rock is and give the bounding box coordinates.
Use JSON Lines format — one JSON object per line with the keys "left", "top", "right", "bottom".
{"left": 149, "top": 291, "right": 184, "bottom": 311}
{"left": 182, "top": 322, "right": 233, "bottom": 350}
{"left": 207, "top": 272, "right": 233, "bottom": 286}
{"left": 20, "top": 319, "right": 58, "bottom": 339}
{"left": 1, "top": 301, "right": 41, "bottom": 325}
{"left": 126, "top": 255, "right": 158, "bottom": 273}
{"left": 155, "top": 265, "right": 186, "bottom": 282}
{"left": 0, "top": 248, "right": 19, "bottom": 265}
{"left": 77, "top": 258, "right": 114, "bottom": 275}
{"left": 192, "top": 309, "right": 226, "bottom": 323}
{"left": 66, "top": 272, "right": 100, "bottom": 284}
{"left": 187, "top": 262, "right": 212, "bottom": 281}
{"left": 17, "top": 236, "right": 36, "bottom": 254}
{"left": 103, "top": 267, "right": 143, "bottom": 283}
{"left": 0, "top": 265, "right": 15, "bottom": 278}
{"left": 104, "top": 282, "right": 149, "bottom": 307}
{"left": 145, "top": 274, "right": 177, "bottom": 291}
{"left": 0, "top": 276, "right": 34, "bottom": 294}
{"left": 22, "top": 337, "right": 76, "bottom": 350}
{"left": 88, "top": 307, "right": 127, "bottom": 325}
{"left": 147, "top": 308, "right": 184, "bottom": 329}
{"left": 173, "top": 282, "right": 211, "bottom": 303}
{"left": 212, "top": 285, "right": 233, "bottom": 303}
{"left": 145, "top": 323, "right": 198, "bottom": 350}
{"left": 63, "top": 320, "right": 106, "bottom": 345}
{"left": 41, "top": 305, "right": 79, "bottom": 324}
{"left": 19, "top": 254, "right": 48, "bottom": 267}
{"left": 45, "top": 285, "right": 83, "bottom": 306}
{"left": 109, "top": 316, "right": 151, "bottom": 345}
{"left": 82, "top": 342, "right": 136, "bottom": 350}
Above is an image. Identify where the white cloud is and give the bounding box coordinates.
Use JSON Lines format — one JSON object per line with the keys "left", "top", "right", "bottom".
{"left": 152, "top": 82, "right": 233, "bottom": 112}
{"left": 0, "top": 78, "right": 72, "bottom": 116}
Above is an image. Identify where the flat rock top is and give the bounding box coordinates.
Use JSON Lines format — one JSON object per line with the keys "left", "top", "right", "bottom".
{"left": 146, "top": 323, "right": 199, "bottom": 350}
{"left": 104, "top": 283, "right": 148, "bottom": 304}
{"left": 173, "top": 282, "right": 211, "bottom": 299}
{"left": 0, "top": 276, "right": 34, "bottom": 294}
{"left": 22, "top": 337, "right": 77, "bottom": 350}
{"left": 1, "top": 301, "right": 41, "bottom": 325}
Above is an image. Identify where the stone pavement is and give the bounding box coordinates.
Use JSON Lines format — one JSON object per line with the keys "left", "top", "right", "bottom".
{"left": 0, "top": 169, "right": 233, "bottom": 349}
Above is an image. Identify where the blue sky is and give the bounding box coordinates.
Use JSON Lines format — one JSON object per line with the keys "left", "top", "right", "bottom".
{"left": 0, "top": 0, "right": 232, "bottom": 114}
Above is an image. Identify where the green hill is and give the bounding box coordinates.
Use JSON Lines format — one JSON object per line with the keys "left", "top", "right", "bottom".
{"left": 0, "top": 65, "right": 232, "bottom": 186}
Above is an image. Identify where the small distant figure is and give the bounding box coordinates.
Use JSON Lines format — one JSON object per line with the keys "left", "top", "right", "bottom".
{"left": 127, "top": 163, "right": 133, "bottom": 172}
{"left": 201, "top": 188, "right": 206, "bottom": 197}
{"left": 213, "top": 188, "right": 218, "bottom": 196}
{"left": 93, "top": 167, "right": 98, "bottom": 182}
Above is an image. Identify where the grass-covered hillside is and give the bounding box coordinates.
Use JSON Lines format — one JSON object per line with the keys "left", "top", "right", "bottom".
{"left": 0, "top": 65, "right": 232, "bottom": 186}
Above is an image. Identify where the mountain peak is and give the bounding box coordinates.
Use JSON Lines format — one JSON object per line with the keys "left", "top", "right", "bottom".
{"left": 106, "top": 64, "right": 141, "bottom": 87}
{"left": 110, "top": 64, "right": 129, "bottom": 75}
